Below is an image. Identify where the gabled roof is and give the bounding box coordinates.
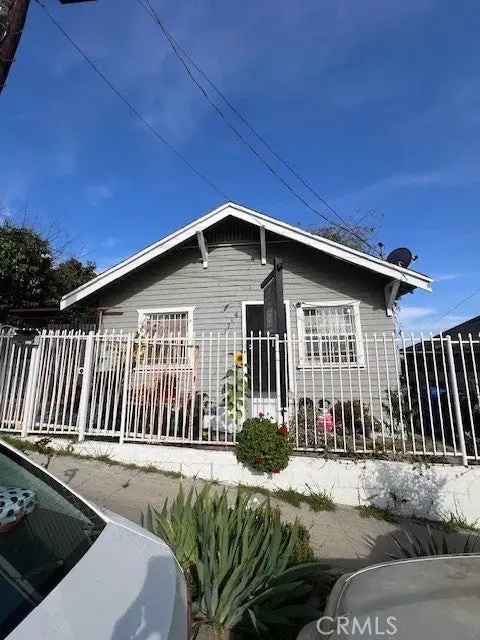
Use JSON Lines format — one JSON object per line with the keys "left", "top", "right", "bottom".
{"left": 61, "top": 202, "right": 432, "bottom": 310}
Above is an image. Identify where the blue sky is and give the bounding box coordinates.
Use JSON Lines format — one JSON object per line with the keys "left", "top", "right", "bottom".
{"left": 1, "top": 0, "right": 479, "bottom": 333}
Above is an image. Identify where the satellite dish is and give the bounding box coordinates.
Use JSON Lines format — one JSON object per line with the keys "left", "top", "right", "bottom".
{"left": 386, "top": 247, "right": 414, "bottom": 269}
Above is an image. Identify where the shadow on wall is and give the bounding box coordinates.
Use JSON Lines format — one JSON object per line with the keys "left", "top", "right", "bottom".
{"left": 362, "top": 462, "right": 448, "bottom": 520}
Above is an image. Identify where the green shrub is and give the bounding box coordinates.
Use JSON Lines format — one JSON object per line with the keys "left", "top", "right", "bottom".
{"left": 145, "top": 486, "right": 324, "bottom": 639}
{"left": 236, "top": 417, "right": 292, "bottom": 473}
{"left": 333, "top": 399, "right": 371, "bottom": 433}
{"left": 390, "top": 525, "right": 480, "bottom": 559}
{"left": 273, "top": 487, "right": 305, "bottom": 508}
{"left": 304, "top": 485, "right": 336, "bottom": 512}
{"left": 355, "top": 504, "right": 397, "bottom": 523}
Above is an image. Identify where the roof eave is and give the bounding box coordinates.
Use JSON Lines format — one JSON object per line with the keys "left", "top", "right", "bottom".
{"left": 60, "top": 202, "right": 432, "bottom": 310}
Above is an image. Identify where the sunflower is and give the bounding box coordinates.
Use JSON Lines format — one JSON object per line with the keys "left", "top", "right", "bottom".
{"left": 234, "top": 351, "right": 245, "bottom": 367}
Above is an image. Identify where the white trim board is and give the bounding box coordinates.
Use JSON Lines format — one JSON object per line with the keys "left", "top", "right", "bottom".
{"left": 60, "top": 202, "right": 433, "bottom": 310}
{"left": 137, "top": 306, "right": 195, "bottom": 340}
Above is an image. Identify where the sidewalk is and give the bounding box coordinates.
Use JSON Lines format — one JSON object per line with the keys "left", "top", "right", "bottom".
{"left": 28, "top": 451, "right": 434, "bottom": 570}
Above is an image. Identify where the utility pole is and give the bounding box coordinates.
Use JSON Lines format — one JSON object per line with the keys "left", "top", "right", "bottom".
{"left": 0, "top": 0, "right": 30, "bottom": 94}
{"left": 0, "top": 0, "right": 96, "bottom": 95}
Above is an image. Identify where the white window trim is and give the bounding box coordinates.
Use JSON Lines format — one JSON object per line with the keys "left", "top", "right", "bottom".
{"left": 136, "top": 307, "right": 195, "bottom": 370}
{"left": 137, "top": 306, "right": 195, "bottom": 340}
{"left": 296, "top": 300, "right": 365, "bottom": 368}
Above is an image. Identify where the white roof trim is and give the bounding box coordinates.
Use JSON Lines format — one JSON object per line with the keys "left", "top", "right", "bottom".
{"left": 61, "top": 202, "right": 432, "bottom": 310}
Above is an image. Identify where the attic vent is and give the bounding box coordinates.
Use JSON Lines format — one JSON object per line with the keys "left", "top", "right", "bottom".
{"left": 204, "top": 217, "right": 258, "bottom": 245}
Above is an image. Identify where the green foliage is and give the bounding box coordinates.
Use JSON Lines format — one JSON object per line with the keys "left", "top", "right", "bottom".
{"left": 222, "top": 352, "right": 249, "bottom": 422}
{"left": 0, "top": 221, "right": 54, "bottom": 309}
{"left": 333, "top": 399, "right": 371, "bottom": 434}
{"left": 236, "top": 417, "right": 292, "bottom": 473}
{"left": 145, "top": 486, "right": 325, "bottom": 639}
{"left": 145, "top": 485, "right": 199, "bottom": 570}
{"left": 273, "top": 488, "right": 305, "bottom": 508}
{"left": 310, "top": 223, "right": 378, "bottom": 254}
{"left": 440, "top": 510, "right": 480, "bottom": 533}
{"left": 284, "top": 521, "right": 315, "bottom": 565}
{"left": 0, "top": 220, "right": 96, "bottom": 313}
{"left": 390, "top": 525, "right": 480, "bottom": 559}
{"left": 303, "top": 485, "right": 336, "bottom": 512}
{"left": 48, "top": 257, "right": 96, "bottom": 305}
{"left": 355, "top": 504, "right": 397, "bottom": 523}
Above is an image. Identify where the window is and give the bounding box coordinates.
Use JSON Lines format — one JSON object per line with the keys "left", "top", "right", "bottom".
{"left": 137, "top": 307, "right": 194, "bottom": 367}
{"left": 296, "top": 301, "right": 364, "bottom": 367}
{"left": 138, "top": 308, "right": 193, "bottom": 338}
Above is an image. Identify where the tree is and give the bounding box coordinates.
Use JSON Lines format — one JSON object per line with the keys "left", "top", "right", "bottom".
{"left": 48, "top": 257, "right": 97, "bottom": 306}
{"left": 0, "top": 220, "right": 54, "bottom": 309}
{"left": 0, "top": 219, "right": 96, "bottom": 312}
{"left": 310, "top": 223, "right": 378, "bottom": 255}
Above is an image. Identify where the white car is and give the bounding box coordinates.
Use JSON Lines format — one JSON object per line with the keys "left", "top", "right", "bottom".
{"left": 0, "top": 440, "right": 189, "bottom": 639}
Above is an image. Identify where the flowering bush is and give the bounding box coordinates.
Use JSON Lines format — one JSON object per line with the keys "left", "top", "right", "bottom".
{"left": 236, "top": 417, "right": 291, "bottom": 473}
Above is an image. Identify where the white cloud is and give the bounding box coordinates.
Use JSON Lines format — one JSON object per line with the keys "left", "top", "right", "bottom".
{"left": 397, "top": 305, "right": 471, "bottom": 335}
{"left": 101, "top": 236, "right": 119, "bottom": 249}
{"left": 398, "top": 306, "right": 435, "bottom": 322}
{"left": 338, "top": 163, "right": 480, "bottom": 210}
{"left": 85, "top": 184, "right": 113, "bottom": 207}
{"left": 54, "top": 150, "right": 77, "bottom": 177}
{"left": 433, "top": 273, "right": 463, "bottom": 283}
{"left": 40, "top": 0, "right": 437, "bottom": 147}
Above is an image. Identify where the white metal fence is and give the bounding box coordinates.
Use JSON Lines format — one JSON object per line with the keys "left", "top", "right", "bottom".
{"left": 0, "top": 330, "right": 479, "bottom": 464}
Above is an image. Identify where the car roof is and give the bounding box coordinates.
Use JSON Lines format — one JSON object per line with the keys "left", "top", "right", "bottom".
{"left": 325, "top": 555, "right": 480, "bottom": 639}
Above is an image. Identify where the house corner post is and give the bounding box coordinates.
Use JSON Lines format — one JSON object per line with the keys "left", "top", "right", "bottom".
{"left": 77, "top": 331, "right": 95, "bottom": 443}
{"left": 445, "top": 335, "right": 468, "bottom": 466}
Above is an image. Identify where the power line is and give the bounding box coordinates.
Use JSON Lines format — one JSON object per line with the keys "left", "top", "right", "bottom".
{"left": 137, "top": 0, "right": 379, "bottom": 255}
{"left": 33, "top": 0, "right": 229, "bottom": 201}
{"left": 144, "top": 0, "right": 354, "bottom": 231}
{"left": 436, "top": 287, "right": 480, "bottom": 324}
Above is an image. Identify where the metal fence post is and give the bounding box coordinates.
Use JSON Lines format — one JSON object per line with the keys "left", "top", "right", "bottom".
{"left": 119, "top": 335, "right": 132, "bottom": 444}
{"left": 445, "top": 335, "right": 468, "bottom": 466}
{"left": 77, "top": 331, "right": 95, "bottom": 442}
{"left": 274, "top": 334, "right": 281, "bottom": 423}
{"left": 22, "top": 339, "right": 41, "bottom": 437}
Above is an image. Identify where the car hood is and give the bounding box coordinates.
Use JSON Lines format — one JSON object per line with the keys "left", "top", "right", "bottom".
{"left": 8, "top": 518, "right": 187, "bottom": 640}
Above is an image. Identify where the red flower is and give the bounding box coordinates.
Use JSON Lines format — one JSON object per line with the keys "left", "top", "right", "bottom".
{"left": 271, "top": 468, "right": 281, "bottom": 474}
{"left": 278, "top": 425, "right": 289, "bottom": 437}
{"left": 258, "top": 412, "right": 264, "bottom": 418}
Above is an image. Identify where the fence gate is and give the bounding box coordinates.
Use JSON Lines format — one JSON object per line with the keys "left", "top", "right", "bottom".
{"left": 28, "top": 332, "right": 87, "bottom": 435}
{"left": 0, "top": 335, "right": 33, "bottom": 432}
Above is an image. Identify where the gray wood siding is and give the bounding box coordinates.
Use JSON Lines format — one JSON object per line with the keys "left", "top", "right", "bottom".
{"left": 95, "top": 241, "right": 394, "bottom": 337}
{"left": 90, "top": 240, "right": 397, "bottom": 425}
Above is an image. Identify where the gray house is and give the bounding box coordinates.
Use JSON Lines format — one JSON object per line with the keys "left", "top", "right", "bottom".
{"left": 61, "top": 202, "right": 432, "bottom": 449}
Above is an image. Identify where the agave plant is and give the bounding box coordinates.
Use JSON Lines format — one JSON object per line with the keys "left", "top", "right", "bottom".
{"left": 145, "top": 486, "right": 326, "bottom": 640}
{"left": 145, "top": 485, "right": 199, "bottom": 570}
{"left": 390, "top": 525, "right": 480, "bottom": 559}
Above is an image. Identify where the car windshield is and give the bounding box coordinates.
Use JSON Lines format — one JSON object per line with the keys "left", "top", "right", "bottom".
{"left": 0, "top": 443, "right": 106, "bottom": 639}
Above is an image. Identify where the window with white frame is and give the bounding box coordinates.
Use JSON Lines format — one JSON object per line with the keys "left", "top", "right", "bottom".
{"left": 296, "top": 301, "right": 364, "bottom": 366}
{"left": 137, "top": 307, "right": 194, "bottom": 366}
{"left": 138, "top": 308, "right": 193, "bottom": 338}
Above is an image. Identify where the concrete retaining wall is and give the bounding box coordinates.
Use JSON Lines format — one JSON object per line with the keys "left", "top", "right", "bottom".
{"left": 28, "top": 438, "right": 480, "bottom": 522}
